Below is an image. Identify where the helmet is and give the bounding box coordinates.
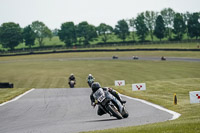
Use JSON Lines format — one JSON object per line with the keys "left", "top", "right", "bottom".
{"left": 70, "top": 73, "right": 74, "bottom": 76}
{"left": 89, "top": 74, "right": 92, "bottom": 76}
{"left": 91, "top": 82, "right": 101, "bottom": 92}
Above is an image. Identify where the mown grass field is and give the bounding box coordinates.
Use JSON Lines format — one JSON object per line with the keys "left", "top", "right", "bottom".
{"left": 0, "top": 50, "right": 200, "bottom": 133}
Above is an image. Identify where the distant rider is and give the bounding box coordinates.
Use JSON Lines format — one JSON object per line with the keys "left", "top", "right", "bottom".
{"left": 87, "top": 74, "right": 95, "bottom": 87}
{"left": 68, "top": 73, "right": 76, "bottom": 85}
{"left": 90, "top": 82, "right": 126, "bottom": 116}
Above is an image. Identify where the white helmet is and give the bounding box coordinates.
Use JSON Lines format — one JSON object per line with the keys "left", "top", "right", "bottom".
{"left": 89, "top": 74, "right": 92, "bottom": 76}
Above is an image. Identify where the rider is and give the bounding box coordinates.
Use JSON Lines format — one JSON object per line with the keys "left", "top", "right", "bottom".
{"left": 87, "top": 74, "right": 95, "bottom": 87}
{"left": 90, "top": 82, "right": 126, "bottom": 116}
{"left": 88, "top": 74, "right": 94, "bottom": 80}
{"left": 68, "top": 73, "right": 76, "bottom": 85}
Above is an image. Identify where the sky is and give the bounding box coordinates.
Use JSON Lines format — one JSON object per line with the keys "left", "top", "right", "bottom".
{"left": 0, "top": 0, "right": 199, "bottom": 29}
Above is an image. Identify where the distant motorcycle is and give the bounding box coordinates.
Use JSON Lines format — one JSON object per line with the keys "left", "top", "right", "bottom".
{"left": 133, "top": 56, "right": 139, "bottom": 60}
{"left": 69, "top": 80, "right": 75, "bottom": 88}
{"left": 161, "top": 56, "right": 166, "bottom": 61}
{"left": 88, "top": 78, "right": 94, "bottom": 88}
{"left": 112, "top": 55, "right": 118, "bottom": 59}
{"left": 93, "top": 88, "right": 129, "bottom": 119}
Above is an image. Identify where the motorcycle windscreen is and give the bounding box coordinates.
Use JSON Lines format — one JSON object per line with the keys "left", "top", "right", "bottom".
{"left": 93, "top": 88, "right": 106, "bottom": 103}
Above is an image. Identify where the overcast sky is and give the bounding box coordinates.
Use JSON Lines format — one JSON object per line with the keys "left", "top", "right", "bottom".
{"left": 0, "top": 0, "right": 199, "bottom": 29}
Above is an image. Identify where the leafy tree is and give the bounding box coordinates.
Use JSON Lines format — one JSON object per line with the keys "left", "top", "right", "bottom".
{"left": 114, "top": 19, "right": 129, "bottom": 42}
{"left": 58, "top": 22, "right": 77, "bottom": 46}
{"left": 154, "top": 15, "right": 166, "bottom": 41}
{"left": 31, "top": 21, "right": 52, "bottom": 47}
{"left": 23, "top": 25, "right": 36, "bottom": 49}
{"left": 135, "top": 13, "right": 148, "bottom": 41}
{"left": 129, "top": 17, "right": 136, "bottom": 41}
{"left": 76, "top": 21, "right": 97, "bottom": 45}
{"left": 0, "top": 22, "right": 23, "bottom": 50}
{"left": 97, "top": 23, "right": 113, "bottom": 43}
{"left": 187, "top": 12, "right": 200, "bottom": 39}
{"left": 173, "top": 13, "right": 186, "bottom": 40}
{"left": 161, "top": 8, "right": 175, "bottom": 40}
{"left": 182, "top": 12, "right": 192, "bottom": 39}
{"left": 144, "top": 10, "right": 158, "bottom": 41}
{"left": 52, "top": 28, "right": 59, "bottom": 36}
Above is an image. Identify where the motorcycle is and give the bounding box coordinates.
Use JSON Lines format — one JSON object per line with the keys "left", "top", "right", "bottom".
{"left": 93, "top": 88, "right": 129, "bottom": 119}
{"left": 161, "top": 56, "right": 166, "bottom": 61}
{"left": 88, "top": 78, "right": 94, "bottom": 87}
{"left": 69, "top": 80, "right": 75, "bottom": 88}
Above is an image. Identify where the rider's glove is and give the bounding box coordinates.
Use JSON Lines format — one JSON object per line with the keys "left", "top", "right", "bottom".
{"left": 108, "top": 87, "right": 113, "bottom": 91}
{"left": 91, "top": 102, "right": 96, "bottom": 107}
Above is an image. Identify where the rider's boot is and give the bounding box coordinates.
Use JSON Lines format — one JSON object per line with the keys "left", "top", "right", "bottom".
{"left": 111, "top": 90, "right": 126, "bottom": 104}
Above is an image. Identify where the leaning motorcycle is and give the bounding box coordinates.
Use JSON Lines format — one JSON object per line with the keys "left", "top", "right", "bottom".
{"left": 93, "top": 88, "right": 129, "bottom": 119}
{"left": 69, "top": 80, "right": 75, "bottom": 88}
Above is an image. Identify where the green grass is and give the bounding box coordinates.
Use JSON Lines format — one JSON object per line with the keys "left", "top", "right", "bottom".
{"left": 14, "top": 36, "right": 65, "bottom": 49}
{"left": 0, "top": 51, "right": 200, "bottom": 132}
{"left": 0, "top": 88, "right": 30, "bottom": 103}
{"left": 79, "top": 42, "right": 200, "bottom": 49}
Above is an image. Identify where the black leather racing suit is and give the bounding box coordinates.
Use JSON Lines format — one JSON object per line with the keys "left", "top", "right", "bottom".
{"left": 68, "top": 75, "right": 76, "bottom": 84}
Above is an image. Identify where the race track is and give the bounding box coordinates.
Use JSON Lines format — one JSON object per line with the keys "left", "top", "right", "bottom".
{"left": 0, "top": 88, "right": 177, "bottom": 133}
{"left": 0, "top": 56, "right": 200, "bottom": 64}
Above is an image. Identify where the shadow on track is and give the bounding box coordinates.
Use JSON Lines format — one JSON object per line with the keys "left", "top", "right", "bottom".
{"left": 85, "top": 118, "right": 119, "bottom": 123}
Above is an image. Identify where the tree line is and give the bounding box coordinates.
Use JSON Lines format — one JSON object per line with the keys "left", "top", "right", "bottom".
{"left": 0, "top": 8, "right": 200, "bottom": 50}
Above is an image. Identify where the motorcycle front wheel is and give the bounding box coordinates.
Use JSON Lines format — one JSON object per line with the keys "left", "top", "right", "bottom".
{"left": 122, "top": 107, "right": 129, "bottom": 118}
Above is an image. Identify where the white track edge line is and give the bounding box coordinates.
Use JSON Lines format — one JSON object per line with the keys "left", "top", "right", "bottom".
{"left": 0, "top": 88, "right": 35, "bottom": 107}
{"left": 120, "top": 94, "right": 181, "bottom": 120}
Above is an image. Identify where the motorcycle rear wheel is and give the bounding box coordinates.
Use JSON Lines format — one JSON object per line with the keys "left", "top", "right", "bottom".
{"left": 106, "top": 104, "right": 123, "bottom": 119}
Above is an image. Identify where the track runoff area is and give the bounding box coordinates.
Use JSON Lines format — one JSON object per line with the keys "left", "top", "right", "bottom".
{"left": 0, "top": 87, "right": 180, "bottom": 133}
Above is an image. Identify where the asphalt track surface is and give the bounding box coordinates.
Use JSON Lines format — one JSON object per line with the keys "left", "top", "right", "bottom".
{"left": 0, "top": 88, "right": 177, "bottom": 133}
{"left": 0, "top": 56, "right": 200, "bottom": 64}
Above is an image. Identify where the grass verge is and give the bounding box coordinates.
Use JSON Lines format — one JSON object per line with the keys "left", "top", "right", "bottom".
{"left": 0, "top": 88, "right": 30, "bottom": 104}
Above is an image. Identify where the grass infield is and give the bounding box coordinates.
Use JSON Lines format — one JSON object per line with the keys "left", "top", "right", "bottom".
{"left": 0, "top": 51, "right": 200, "bottom": 133}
